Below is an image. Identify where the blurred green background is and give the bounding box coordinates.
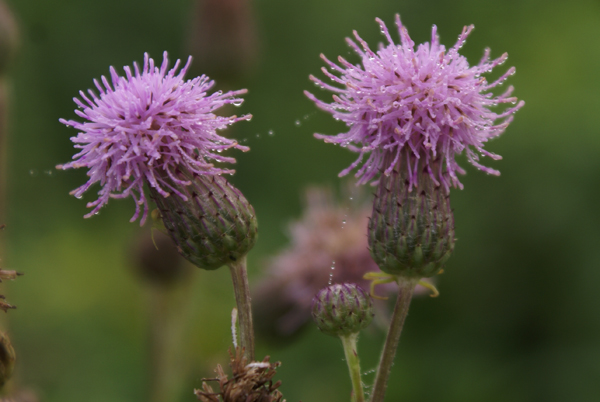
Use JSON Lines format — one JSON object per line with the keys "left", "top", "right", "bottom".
{"left": 1, "top": 0, "right": 600, "bottom": 401}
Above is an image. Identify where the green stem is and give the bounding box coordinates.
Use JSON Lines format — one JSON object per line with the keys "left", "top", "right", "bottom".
{"left": 370, "top": 278, "right": 417, "bottom": 402}
{"left": 228, "top": 256, "right": 255, "bottom": 361}
{"left": 341, "top": 333, "right": 365, "bottom": 402}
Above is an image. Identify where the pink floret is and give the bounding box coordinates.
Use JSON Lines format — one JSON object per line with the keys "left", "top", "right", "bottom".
{"left": 59, "top": 52, "right": 251, "bottom": 224}
{"left": 306, "top": 15, "right": 524, "bottom": 191}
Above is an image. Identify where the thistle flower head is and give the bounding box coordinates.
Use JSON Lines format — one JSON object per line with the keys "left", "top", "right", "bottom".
{"left": 306, "top": 15, "right": 524, "bottom": 190}
{"left": 58, "top": 52, "right": 250, "bottom": 224}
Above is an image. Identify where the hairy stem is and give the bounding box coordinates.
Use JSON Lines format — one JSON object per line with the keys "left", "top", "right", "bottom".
{"left": 228, "top": 256, "right": 255, "bottom": 360}
{"left": 341, "top": 333, "right": 365, "bottom": 402}
{"left": 370, "top": 278, "right": 417, "bottom": 402}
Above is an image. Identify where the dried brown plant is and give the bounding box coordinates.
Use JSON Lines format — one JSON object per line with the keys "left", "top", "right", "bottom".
{"left": 195, "top": 348, "right": 285, "bottom": 402}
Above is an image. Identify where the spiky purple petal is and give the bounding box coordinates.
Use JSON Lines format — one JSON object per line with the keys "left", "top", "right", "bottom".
{"left": 59, "top": 52, "right": 251, "bottom": 224}
{"left": 307, "top": 15, "right": 524, "bottom": 190}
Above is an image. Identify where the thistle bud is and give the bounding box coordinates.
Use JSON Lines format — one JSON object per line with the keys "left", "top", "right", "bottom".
{"left": 311, "top": 283, "right": 374, "bottom": 337}
{"left": 368, "top": 158, "right": 455, "bottom": 278}
{"left": 150, "top": 168, "right": 257, "bottom": 270}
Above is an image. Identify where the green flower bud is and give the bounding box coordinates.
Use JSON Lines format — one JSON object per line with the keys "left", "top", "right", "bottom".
{"left": 311, "top": 283, "right": 374, "bottom": 337}
{"left": 150, "top": 168, "right": 257, "bottom": 270}
{"left": 368, "top": 159, "right": 455, "bottom": 278}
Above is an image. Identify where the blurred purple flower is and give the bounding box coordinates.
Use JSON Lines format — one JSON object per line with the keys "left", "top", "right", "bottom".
{"left": 254, "top": 186, "right": 378, "bottom": 339}
{"left": 254, "top": 186, "right": 430, "bottom": 340}
{"left": 306, "top": 15, "right": 524, "bottom": 190}
{"left": 58, "top": 52, "right": 250, "bottom": 224}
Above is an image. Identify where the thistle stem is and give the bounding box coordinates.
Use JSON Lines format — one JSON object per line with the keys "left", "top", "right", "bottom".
{"left": 228, "top": 257, "right": 255, "bottom": 361}
{"left": 341, "top": 333, "right": 365, "bottom": 402}
{"left": 370, "top": 278, "right": 417, "bottom": 402}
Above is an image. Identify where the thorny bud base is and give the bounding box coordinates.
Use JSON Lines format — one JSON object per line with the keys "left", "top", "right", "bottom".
{"left": 151, "top": 168, "right": 257, "bottom": 270}
{"left": 369, "top": 154, "right": 455, "bottom": 278}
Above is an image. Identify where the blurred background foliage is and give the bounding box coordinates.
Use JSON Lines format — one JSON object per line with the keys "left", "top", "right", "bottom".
{"left": 1, "top": 0, "right": 599, "bottom": 401}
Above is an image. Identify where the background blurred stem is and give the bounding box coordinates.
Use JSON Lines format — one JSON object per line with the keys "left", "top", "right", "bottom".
{"left": 370, "top": 279, "right": 417, "bottom": 402}
{"left": 0, "top": 78, "right": 7, "bottom": 226}
{"left": 340, "top": 333, "right": 364, "bottom": 402}
{"left": 0, "top": 78, "right": 17, "bottom": 401}
{"left": 0, "top": 0, "right": 18, "bottom": 225}
{"left": 0, "top": 0, "right": 19, "bottom": 365}
{"left": 148, "top": 278, "right": 195, "bottom": 402}
{"left": 228, "top": 257, "right": 254, "bottom": 360}
{"left": 187, "top": 0, "right": 258, "bottom": 83}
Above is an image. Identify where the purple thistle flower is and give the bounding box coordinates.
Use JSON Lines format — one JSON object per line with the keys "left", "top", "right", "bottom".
{"left": 58, "top": 52, "right": 251, "bottom": 224}
{"left": 305, "top": 15, "right": 524, "bottom": 190}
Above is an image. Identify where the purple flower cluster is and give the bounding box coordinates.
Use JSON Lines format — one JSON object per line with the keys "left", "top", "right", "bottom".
{"left": 306, "top": 15, "right": 524, "bottom": 190}
{"left": 58, "top": 52, "right": 250, "bottom": 223}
